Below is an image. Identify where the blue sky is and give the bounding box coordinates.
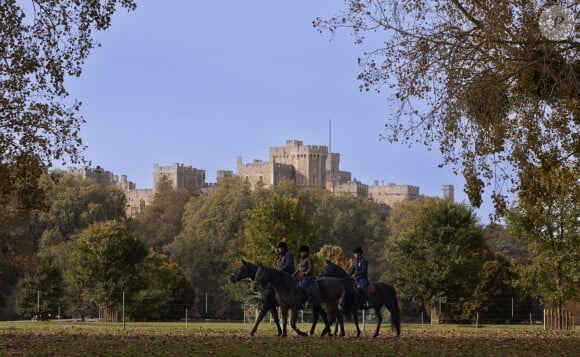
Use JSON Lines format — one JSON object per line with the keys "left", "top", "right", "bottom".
{"left": 66, "top": 1, "right": 494, "bottom": 222}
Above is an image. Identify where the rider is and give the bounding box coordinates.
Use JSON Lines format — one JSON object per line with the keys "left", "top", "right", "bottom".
{"left": 294, "top": 245, "right": 315, "bottom": 307}
{"left": 276, "top": 241, "right": 295, "bottom": 275}
{"left": 348, "top": 246, "right": 369, "bottom": 308}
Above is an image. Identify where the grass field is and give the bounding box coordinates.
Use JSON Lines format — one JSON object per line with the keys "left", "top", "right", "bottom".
{"left": 0, "top": 321, "right": 578, "bottom": 356}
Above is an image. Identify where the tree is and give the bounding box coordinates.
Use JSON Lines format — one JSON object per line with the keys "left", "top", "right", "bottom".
{"left": 240, "top": 193, "right": 320, "bottom": 268}
{"left": 507, "top": 167, "right": 580, "bottom": 312}
{"left": 387, "top": 198, "right": 488, "bottom": 322}
{"left": 470, "top": 249, "right": 534, "bottom": 324}
{"left": 37, "top": 173, "right": 127, "bottom": 270}
{"left": 15, "top": 256, "right": 64, "bottom": 320}
{"left": 169, "top": 176, "right": 255, "bottom": 319}
{"left": 484, "top": 223, "right": 528, "bottom": 265}
{"left": 315, "top": 1, "right": 579, "bottom": 216}
{"left": 1, "top": 172, "right": 126, "bottom": 316}
{"left": 69, "top": 221, "right": 147, "bottom": 321}
{"left": 1, "top": 0, "right": 137, "bottom": 207}
{"left": 127, "top": 251, "right": 195, "bottom": 321}
{"left": 314, "top": 244, "right": 352, "bottom": 273}
{"left": 280, "top": 184, "right": 388, "bottom": 280}
{"left": 135, "top": 175, "right": 194, "bottom": 253}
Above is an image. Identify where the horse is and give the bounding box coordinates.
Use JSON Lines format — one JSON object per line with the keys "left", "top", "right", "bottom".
{"left": 230, "top": 259, "right": 282, "bottom": 336}
{"left": 320, "top": 260, "right": 401, "bottom": 337}
{"left": 254, "top": 264, "right": 345, "bottom": 337}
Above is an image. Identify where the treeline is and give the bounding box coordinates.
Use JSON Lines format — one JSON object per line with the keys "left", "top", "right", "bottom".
{"left": 1, "top": 173, "right": 532, "bottom": 322}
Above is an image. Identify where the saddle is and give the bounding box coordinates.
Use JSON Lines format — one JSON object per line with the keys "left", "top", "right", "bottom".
{"left": 308, "top": 280, "right": 320, "bottom": 295}
{"left": 300, "top": 277, "right": 319, "bottom": 295}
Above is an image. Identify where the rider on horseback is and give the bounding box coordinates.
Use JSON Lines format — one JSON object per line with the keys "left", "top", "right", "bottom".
{"left": 276, "top": 241, "right": 295, "bottom": 275}
{"left": 294, "top": 245, "right": 317, "bottom": 307}
{"left": 348, "top": 246, "right": 369, "bottom": 308}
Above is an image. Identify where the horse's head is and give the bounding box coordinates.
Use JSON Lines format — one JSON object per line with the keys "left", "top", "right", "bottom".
{"left": 230, "top": 259, "right": 256, "bottom": 283}
{"left": 319, "top": 260, "right": 333, "bottom": 277}
{"left": 320, "top": 260, "right": 349, "bottom": 279}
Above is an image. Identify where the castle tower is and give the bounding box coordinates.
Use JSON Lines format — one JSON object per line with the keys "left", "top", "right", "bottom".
{"left": 269, "top": 140, "right": 328, "bottom": 187}
{"left": 153, "top": 163, "right": 205, "bottom": 192}
{"left": 442, "top": 184, "right": 455, "bottom": 202}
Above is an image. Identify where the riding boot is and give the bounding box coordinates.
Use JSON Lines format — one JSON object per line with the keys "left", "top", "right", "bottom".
{"left": 359, "top": 288, "right": 369, "bottom": 308}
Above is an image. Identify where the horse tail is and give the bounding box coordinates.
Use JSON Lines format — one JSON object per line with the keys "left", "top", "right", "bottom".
{"left": 390, "top": 288, "right": 401, "bottom": 336}
{"left": 341, "top": 280, "right": 354, "bottom": 321}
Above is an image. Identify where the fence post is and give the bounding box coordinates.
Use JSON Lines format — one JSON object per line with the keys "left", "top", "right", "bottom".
{"left": 122, "top": 291, "right": 125, "bottom": 331}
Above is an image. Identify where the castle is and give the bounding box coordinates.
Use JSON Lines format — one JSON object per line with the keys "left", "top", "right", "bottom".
{"left": 71, "top": 139, "right": 454, "bottom": 217}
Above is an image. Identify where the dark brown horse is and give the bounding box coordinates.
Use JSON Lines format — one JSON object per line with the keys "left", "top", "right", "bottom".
{"left": 254, "top": 264, "right": 344, "bottom": 337}
{"left": 230, "top": 260, "right": 282, "bottom": 336}
{"left": 320, "top": 260, "right": 401, "bottom": 337}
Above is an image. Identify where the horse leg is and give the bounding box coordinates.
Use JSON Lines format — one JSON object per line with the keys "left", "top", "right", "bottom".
{"left": 280, "top": 307, "right": 288, "bottom": 337}
{"left": 373, "top": 306, "right": 382, "bottom": 338}
{"left": 271, "top": 307, "right": 283, "bottom": 337}
{"left": 352, "top": 309, "right": 361, "bottom": 338}
{"left": 325, "top": 304, "right": 339, "bottom": 337}
{"left": 290, "top": 307, "right": 308, "bottom": 337}
{"left": 310, "top": 306, "right": 319, "bottom": 336}
{"left": 337, "top": 310, "right": 345, "bottom": 337}
{"left": 249, "top": 305, "right": 270, "bottom": 336}
{"left": 312, "top": 306, "right": 331, "bottom": 336}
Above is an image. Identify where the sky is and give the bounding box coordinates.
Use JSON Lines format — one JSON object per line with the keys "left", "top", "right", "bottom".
{"left": 65, "top": 1, "right": 495, "bottom": 222}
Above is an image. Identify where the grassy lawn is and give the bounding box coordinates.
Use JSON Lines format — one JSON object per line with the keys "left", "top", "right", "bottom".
{"left": 0, "top": 321, "right": 578, "bottom": 356}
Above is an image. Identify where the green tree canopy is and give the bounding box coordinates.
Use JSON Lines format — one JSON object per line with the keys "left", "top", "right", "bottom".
{"left": 69, "top": 221, "right": 147, "bottom": 310}
{"left": 277, "top": 183, "right": 388, "bottom": 280}
{"left": 387, "top": 198, "right": 487, "bottom": 322}
{"left": 36, "top": 172, "right": 127, "bottom": 272}
{"left": 507, "top": 166, "right": 580, "bottom": 308}
{"left": 136, "top": 175, "right": 194, "bottom": 253}
{"left": 15, "top": 256, "right": 64, "bottom": 320}
{"left": 128, "top": 251, "right": 195, "bottom": 321}
{"left": 169, "top": 176, "right": 255, "bottom": 318}
{"left": 240, "top": 193, "right": 320, "bottom": 268}
{"left": 315, "top": 1, "right": 579, "bottom": 216}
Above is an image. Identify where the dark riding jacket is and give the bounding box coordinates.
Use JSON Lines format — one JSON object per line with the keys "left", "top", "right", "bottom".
{"left": 348, "top": 256, "right": 368, "bottom": 280}
{"left": 279, "top": 250, "right": 295, "bottom": 275}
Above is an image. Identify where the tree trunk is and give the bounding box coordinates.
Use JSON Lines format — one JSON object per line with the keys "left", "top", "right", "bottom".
{"left": 430, "top": 307, "right": 441, "bottom": 324}
{"left": 98, "top": 306, "right": 118, "bottom": 322}
{"left": 544, "top": 307, "right": 575, "bottom": 330}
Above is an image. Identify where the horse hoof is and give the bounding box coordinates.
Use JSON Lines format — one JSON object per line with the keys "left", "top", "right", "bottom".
{"left": 339, "top": 333, "right": 345, "bottom": 337}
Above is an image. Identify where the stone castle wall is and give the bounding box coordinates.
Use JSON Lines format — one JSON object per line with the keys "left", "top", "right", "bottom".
{"left": 153, "top": 163, "right": 205, "bottom": 191}
{"left": 125, "top": 188, "right": 154, "bottom": 218}
{"left": 368, "top": 181, "right": 421, "bottom": 207}
{"left": 71, "top": 139, "right": 454, "bottom": 217}
{"left": 237, "top": 158, "right": 275, "bottom": 188}
{"left": 331, "top": 180, "right": 369, "bottom": 198}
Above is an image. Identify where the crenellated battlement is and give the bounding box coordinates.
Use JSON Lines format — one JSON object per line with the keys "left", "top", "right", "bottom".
{"left": 70, "top": 139, "right": 454, "bottom": 217}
